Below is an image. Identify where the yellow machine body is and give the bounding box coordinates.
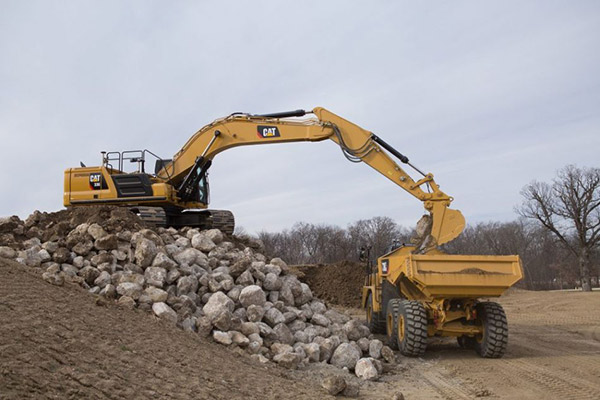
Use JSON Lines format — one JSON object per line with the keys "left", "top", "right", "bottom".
{"left": 362, "top": 245, "right": 522, "bottom": 339}
{"left": 64, "top": 166, "right": 175, "bottom": 207}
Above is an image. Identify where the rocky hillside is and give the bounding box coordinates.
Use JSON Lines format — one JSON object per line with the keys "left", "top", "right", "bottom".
{"left": 0, "top": 206, "right": 395, "bottom": 395}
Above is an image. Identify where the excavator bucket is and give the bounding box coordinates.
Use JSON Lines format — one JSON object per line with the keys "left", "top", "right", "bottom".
{"left": 430, "top": 204, "right": 466, "bottom": 246}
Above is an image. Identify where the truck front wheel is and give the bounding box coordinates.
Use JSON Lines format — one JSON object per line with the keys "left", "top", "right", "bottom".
{"left": 366, "top": 293, "right": 386, "bottom": 334}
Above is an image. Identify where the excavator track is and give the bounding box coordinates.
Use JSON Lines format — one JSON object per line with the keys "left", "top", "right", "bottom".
{"left": 133, "top": 206, "right": 167, "bottom": 226}
{"left": 205, "top": 210, "right": 235, "bottom": 235}
{"left": 132, "top": 207, "right": 235, "bottom": 235}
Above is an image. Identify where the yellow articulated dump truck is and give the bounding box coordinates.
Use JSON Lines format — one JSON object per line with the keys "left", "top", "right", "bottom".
{"left": 362, "top": 248, "right": 522, "bottom": 358}
{"left": 63, "top": 107, "right": 522, "bottom": 357}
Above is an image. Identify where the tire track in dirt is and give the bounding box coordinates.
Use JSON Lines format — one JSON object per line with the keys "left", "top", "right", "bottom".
{"left": 493, "top": 357, "right": 600, "bottom": 400}
{"left": 419, "top": 369, "right": 478, "bottom": 400}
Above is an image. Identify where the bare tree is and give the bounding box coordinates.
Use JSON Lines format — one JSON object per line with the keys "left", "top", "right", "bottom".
{"left": 518, "top": 165, "right": 600, "bottom": 291}
{"left": 348, "top": 216, "right": 408, "bottom": 260}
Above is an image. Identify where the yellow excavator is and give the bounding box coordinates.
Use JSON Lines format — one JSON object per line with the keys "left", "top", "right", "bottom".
{"left": 64, "top": 107, "right": 522, "bottom": 357}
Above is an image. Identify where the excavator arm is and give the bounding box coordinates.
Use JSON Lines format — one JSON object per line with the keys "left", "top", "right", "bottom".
{"left": 157, "top": 107, "right": 465, "bottom": 246}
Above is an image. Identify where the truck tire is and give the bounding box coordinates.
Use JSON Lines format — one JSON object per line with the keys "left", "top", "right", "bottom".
{"left": 473, "top": 302, "right": 508, "bottom": 358}
{"left": 386, "top": 299, "right": 402, "bottom": 350}
{"left": 366, "top": 293, "right": 386, "bottom": 334}
{"left": 393, "top": 300, "right": 428, "bottom": 357}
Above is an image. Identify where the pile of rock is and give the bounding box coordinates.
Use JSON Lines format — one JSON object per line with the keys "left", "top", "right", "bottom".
{"left": 0, "top": 210, "right": 394, "bottom": 383}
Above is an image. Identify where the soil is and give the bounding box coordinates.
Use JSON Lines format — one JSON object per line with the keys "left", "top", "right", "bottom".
{"left": 296, "top": 261, "right": 365, "bottom": 308}
{"left": 5, "top": 206, "right": 148, "bottom": 246}
{"left": 0, "top": 258, "right": 327, "bottom": 400}
{"left": 2, "top": 255, "right": 600, "bottom": 399}
{"left": 339, "top": 289, "right": 600, "bottom": 400}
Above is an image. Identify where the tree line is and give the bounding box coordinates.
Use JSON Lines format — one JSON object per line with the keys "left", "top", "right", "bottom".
{"left": 252, "top": 165, "right": 600, "bottom": 291}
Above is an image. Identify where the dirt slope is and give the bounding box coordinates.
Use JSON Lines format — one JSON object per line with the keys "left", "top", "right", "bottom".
{"left": 3, "top": 252, "right": 600, "bottom": 400}
{"left": 296, "top": 261, "right": 364, "bottom": 308}
{"left": 0, "top": 258, "right": 327, "bottom": 400}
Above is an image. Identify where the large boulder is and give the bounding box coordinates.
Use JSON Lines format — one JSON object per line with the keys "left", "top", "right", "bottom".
{"left": 87, "top": 223, "right": 107, "bottom": 240}
{"left": 295, "top": 283, "right": 313, "bottom": 306}
{"left": 273, "top": 323, "right": 294, "bottom": 345}
{"left": 235, "top": 269, "right": 254, "bottom": 286}
{"left": 229, "top": 257, "right": 252, "bottom": 279}
{"left": 93, "top": 271, "right": 111, "bottom": 288}
{"left": 369, "top": 339, "right": 383, "bottom": 359}
{"left": 116, "top": 282, "right": 143, "bottom": 300}
{"left": 238, "top": 285, "right": 266, "bottom": 308}
{"left": 204, "top": 229, "right": 224, "bottom": 244}
{"left": 263, "top": 307, "right": 285, "bottom": 327}
{"left": 273, "top": 351, "right": 302, "bottom": 370}
{"left": 355, "top": 357, "right": 381, "bottom": 381}
{"left": 0, "top": 246, "right": 16, "bottom": 259}
{"left": 269, "top": 257, "right": 288, "bottom": 272}
{"left": 135, "top": 238, "right": 157, "bottom": 267}
{"left": 144, "top": 267, "right": 167, "bottom": 288}
{"left": 152, "top": 302, "right": 177, "bottom": 325}
{"left": 177, "top": 275, "right": 199, "bottom": 296}
{"left": 191, "top": 233, "right": 216, "bottom": 253}
{"left": 381, "top": 345, "right": 396, "bottom": 364}
{"left": 79, "top": 266, "right": 100, "bottom": 285}
{"left": 330, "top": 343, "right": 361, "bottom": 370}
{"left": 321, "top": 375, "right": 346, "bottom": 396}
{"left": 152, "top": 252, "right": 177, "bottom": 270}
{"left": 246, "top": 304, "right": 265, "bottom": 322}
{"left": 142, "top": 287, "right": 168, "bottom": 303}
{"left": 212, "top": 331, "right": 232, "bottom": 345}
{"left": 262, "top": 273, "right": 282, "bottom": 291}
{"left": 173, "top": 248, "right": 205, "bottom": 266}
{"left": 94, "top": 234, "right": 118, "bottom": 251}
{"left": 203, "top": 292, "right": 235, "bottom": 320}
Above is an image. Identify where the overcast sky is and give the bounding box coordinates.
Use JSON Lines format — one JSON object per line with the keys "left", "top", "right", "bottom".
{"left": 1, "top": 1, "right": 599, "bottom": 233}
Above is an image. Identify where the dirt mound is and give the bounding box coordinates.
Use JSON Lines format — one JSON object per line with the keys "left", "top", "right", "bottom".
{"left": 0, "top": 258, "right": 326, "bottom": 400}
{"left": 296, "top": 261, "right": 365, "bottom": 308}
{"left": 32, "top": 206, "right": 146, "bottom": 239}
{"left": 1, "top": 206, "right": 147, "bottom": 247}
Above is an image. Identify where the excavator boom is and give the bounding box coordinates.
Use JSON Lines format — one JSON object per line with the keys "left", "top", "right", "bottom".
{"left": 156, "top": 107, "right": 465, "bottom": 245}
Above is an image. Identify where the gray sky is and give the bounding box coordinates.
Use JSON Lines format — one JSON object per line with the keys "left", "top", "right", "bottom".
{"left": 1, "top": 1, "right": 599, "bottom": 233}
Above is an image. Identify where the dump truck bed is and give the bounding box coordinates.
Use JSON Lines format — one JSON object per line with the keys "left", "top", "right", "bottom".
{"left": 402, "top": 254, "right": 523, "bottom": 299}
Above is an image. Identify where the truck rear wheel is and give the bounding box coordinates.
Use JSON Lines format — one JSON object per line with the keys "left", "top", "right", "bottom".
{"left": 395, "top": 300, "right": 428, "bottom": 357}
{"left": 473, "top": 302, "right": 508, "bottom": 358}
{"left": 366, "top": 293, "right": 386, "bottom": 334}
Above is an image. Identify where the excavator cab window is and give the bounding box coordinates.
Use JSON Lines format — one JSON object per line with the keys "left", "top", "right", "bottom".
{"left": 197, "top": 173, "right": 209, "bottom": 205}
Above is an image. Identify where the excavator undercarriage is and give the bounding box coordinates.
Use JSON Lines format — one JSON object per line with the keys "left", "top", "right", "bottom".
{"left": 132, "top": 207, "right": 235, "bottom": 234}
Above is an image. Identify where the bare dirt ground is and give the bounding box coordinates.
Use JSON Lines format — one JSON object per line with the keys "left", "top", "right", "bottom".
{"left": 0, "top": 258, "right": 326, "bottom": 400}
{"left": 2, "top": 255, "right": 600, "bottom": 399}
{"left": 340, "top": 289, "right": 600, "bottom": 400}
